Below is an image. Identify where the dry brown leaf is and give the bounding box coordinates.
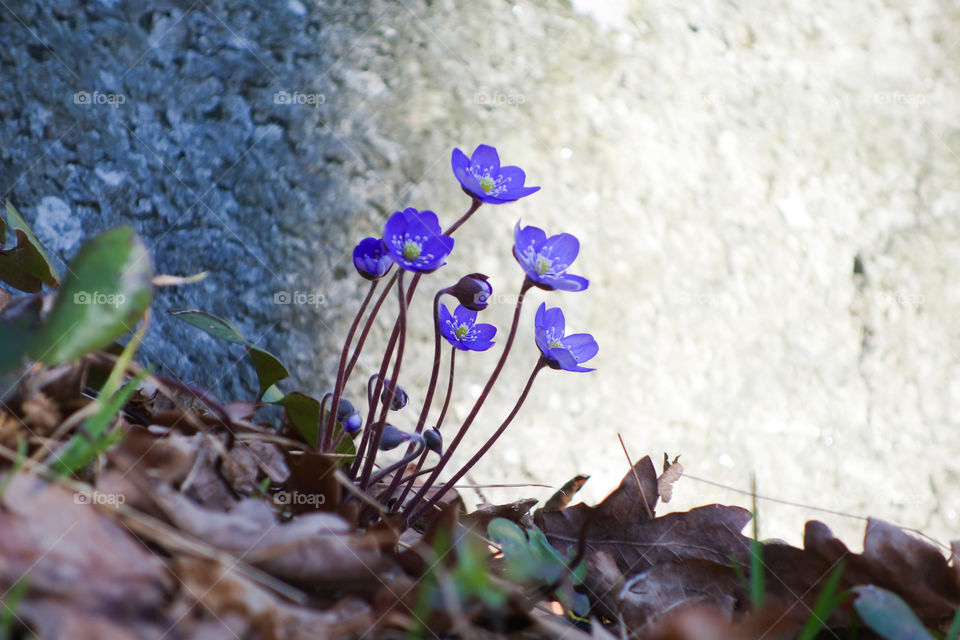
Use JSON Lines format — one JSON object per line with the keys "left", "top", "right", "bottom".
{"left": 461, "top": 498, "right": 538, "bottom": 534}
{"left": 153, "top": 489, "right": 389, "bottom": 585}
{"left": 173, "top": 556, "right": 372, "bottom": 639}
{"left": 544, "top": 474, "right": 590, "bottom": 512}
{"left": 20, "top": 391, "right": 62, "bottom": 434}
{"left": 18, "top": 598, "right": 157, "bottom": 640}
{"left": 657, "top": 454, "right": 683, "bottom": 504}
{"left": 0, "top": 474, "right": 170, "bottom": 618}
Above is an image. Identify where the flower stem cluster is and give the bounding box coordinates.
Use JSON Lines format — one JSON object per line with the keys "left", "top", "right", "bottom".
{"left": 318, "top": 144, "right": 597, "bottom": 529}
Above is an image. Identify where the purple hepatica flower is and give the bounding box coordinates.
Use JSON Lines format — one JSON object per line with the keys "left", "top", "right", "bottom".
{"left": 384, "top": 208, "right": 455, "bottom": 273}
{"left": 451, "top": 144, "right": 540, "bottom": 204}
{"left": 353, "top": 237, "right": 393, "bottom": 280}
{"left": 534, "top": 302, "right": 598, "bottom": 373}
{"left": 513, "top": 221, "right": 589, "bottom": 292}
{"left": 438, "top": 304, "right": 497, "bottom": 352}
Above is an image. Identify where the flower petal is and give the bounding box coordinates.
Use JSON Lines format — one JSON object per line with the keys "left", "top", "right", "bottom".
{"left": 451, "top": 147, "right": 470, "bottom": 172}
{"left": 452, "top": 304, "right": 477, "bottom": 327}
{"left": 541, "top": 233, "right": 580, "bottom": 270}
{"left": 549, "top": 274, "right": 590, "bottom": 292}
{"left": 561, "top": 333, "right": 598, "bottom": 363}
{"left": 469, "top": 322, "right": 497, "bottom": 344}
{"left": 470, "top": 144, "right": 501, "bottom": 172}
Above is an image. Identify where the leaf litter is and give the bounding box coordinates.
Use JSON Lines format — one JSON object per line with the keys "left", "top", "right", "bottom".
{"left": 0, "top": 363, "right": 958, "bottom": 639}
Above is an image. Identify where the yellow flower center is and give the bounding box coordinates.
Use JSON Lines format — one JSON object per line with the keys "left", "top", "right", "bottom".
{"left": 455, "top": 324, "right": 470, "bottom": 339}
{"left": 549, "top": 338, "right": 563, "bottom": 348}
{"left": 479, "top": 176, "right": 496, "bottom": 193}
{"left": 403, "top": 240, "right": 422, "bottom": 260}
{"left": 534, "top": 255, "right": 553, "bottom": 275}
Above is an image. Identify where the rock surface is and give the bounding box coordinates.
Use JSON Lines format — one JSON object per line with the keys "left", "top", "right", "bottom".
{"left": 2, "top": 0, "right": 959, "bottom": 546}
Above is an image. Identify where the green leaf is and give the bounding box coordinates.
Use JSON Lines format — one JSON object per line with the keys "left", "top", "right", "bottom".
{"left": 168, "top": 308, "right": 290, "bottom": 398}
{"left": 273, "top": 391, "right": 319, "bottom": 448}
{"left": 797, "top": 561, "right": 848, "bottom": 640}
{"left": 31, "top": 227, "right": 151, "bottom": 365}
{"left": 246, "top": 346, "right": 290, "bottom": 398}
{"left": 0, "top": 200, "right": 60, "bottom": 292}
{"left": 168, "top": 309, "right": 247, "bottom": 344}
{"left": 52, "top": 369, "right": 147, "bottom": 475}
{"left": 853, "top": 585, "right": 936, "bottom": 640}
{"left": 261, "top": 384, "right": 285, "bottom": 403}
{"left": 488, "top": 518, "right": 585, "bottom": 613}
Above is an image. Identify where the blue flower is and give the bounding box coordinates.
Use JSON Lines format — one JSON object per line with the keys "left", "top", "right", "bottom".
{"left": 513, "top": 221, "right": 589, "bottom": 292}
{"left": 451, "top": 144, "right": 540, "bottom": 204}
{"left": 352, "top": 237, "right": 393, "bottom": 280}
{"left": 438, "top": 304, "right": 497, "bottom": 352}
{"left": 383, "top": 208, "right": 455, "bottom": 273}
{"left": 534, "top": 303, "right": 597, "bottom": 372}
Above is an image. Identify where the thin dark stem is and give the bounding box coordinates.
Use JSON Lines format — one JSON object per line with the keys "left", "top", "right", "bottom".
{"left": 414, "top": 290, "right": 446, "bottom": 434}
{"left": 347, "top": 200, "right": 479, "bottom": 480}
{"left": 344, "top": 273, "right": 397, "bottom": 383}
{"left": 391, "top": 346, "right": 456, "bottom": 508}
{"left": 435, "top": 346, "right": 456, "bottom": 431}
{"left": 348, "top": 288, "right": 401, "bottom": 481}
{"left": 443, "top": 198, "right": 481, "bottom": 236}
{"left": 321, "top": 280, "right": 378, "bottom": 450}
{"left": 402, "top": 275, "right": 533, "bottom": 520}
{"left": 378, "top": 294, "right": 446, "bottom": 505}
{"left": 406, "top": 360, "right": 546, "bottom": 526}
{"left": 368, "top": 435, "right": 425, "bottom": 486}
{"left": 360, "top": 271, "right": 408, "bottom": 489}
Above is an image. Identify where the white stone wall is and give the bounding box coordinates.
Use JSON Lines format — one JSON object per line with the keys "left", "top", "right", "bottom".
{"left": 341, "top": 0, "right": 960, "bottom": 547}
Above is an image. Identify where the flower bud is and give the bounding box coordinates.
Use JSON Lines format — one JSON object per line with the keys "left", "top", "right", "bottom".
{"left": 342, "top": 411, "right": 363, "bottom": 435}
{"left": 378, "top": 424, "right": 411, "bottom": 451}
{"left": 353, "top": 237, "right": 393, "bottom": 280}
{"left": 449, "top": 273, "right": 492, "bottom": 311}
{"left": 423, "top": 428, "right": 443, "bottom": 455}
{"left": 380, "top": 379, "right": 408, "bottom": 411}
{"left": 335, "top": 398, "right": 355, "bottom": 422}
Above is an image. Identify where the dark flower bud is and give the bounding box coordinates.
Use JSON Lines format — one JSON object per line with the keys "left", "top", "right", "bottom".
{"left": 343, "top": 411, "right": 363, "bottom": 435}
{"left": 449, "top": 273, "right": 493, "bottom": 311}
{"left": 380, "top": 379, "right": 408, "bottom": 411}
{"left": 423, "top": 428, "right": 443, "bottom": 455}
{"left": 378, "top": 424, "right": 411, "bottom": 451}
{"left": 335, "top": 398, "right": 355, "bottom": 422}
{"left": 353, "top": 237, "right": 394, "bottom": 280}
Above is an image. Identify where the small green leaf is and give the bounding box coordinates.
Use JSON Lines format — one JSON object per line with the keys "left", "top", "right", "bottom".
{"left": 0, "top": 200, "right": 59, "bottom": 292}
{"left": 169, "top": 309, "right": 290, "bottom": 398}
{"left": 169, "top": 309, "right": 247, "bottom": 344}
{"left": 488, "top": 517, "right": 585, "bottom": 613}
{"left": 261, "top": 384, "right": 285, "bottom": 403}
{"left": 247, "top": 346, "right": 290, "bottom": 398}
{"left": 52, "top": 369, "right": 147, "bottom": 475}
{"left": 273, "top": 392, "right": 319, "bottom": 448}
{"left": 853, "top": 585, "right": 935, "bottom": 640}
{"left": 31, "top": 227, "right": 151, "bottom": 365}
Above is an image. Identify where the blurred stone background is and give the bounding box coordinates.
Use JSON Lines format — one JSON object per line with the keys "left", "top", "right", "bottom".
{"left": 2, "top": 0, "right": 959, "bottom": 547}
